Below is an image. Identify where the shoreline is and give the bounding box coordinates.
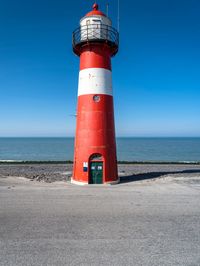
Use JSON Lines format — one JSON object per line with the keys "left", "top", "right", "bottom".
{"left": 1, "top": 162, "right": 200, "bottom": 183}
{"left": 0, "top": 160, "right": 200, "bottom": 165}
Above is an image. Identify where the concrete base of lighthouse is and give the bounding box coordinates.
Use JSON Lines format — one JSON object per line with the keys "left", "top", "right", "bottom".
{"left": 71, "top": 178, "right": 120, "bottom": 186}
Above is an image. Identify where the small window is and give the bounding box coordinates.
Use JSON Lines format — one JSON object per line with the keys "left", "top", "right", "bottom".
{"left": 93, "top": 95, "right": 100, "bottom": 102}
{"left": 93, "top": 19, "right": 101, "bottom": 23}
{"left": 92, "top": 19, "right": 101, "bottom": 29}
{"left": 86, "top": 20, "right": 90, "bottom": 25}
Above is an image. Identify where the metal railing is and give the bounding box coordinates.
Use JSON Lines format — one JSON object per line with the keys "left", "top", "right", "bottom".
{"left": 72, "top": 24, "right": 119, "bottom": 55}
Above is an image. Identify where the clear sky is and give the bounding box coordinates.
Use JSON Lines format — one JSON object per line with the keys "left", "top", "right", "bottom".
{"left": 0, "top": 0, "right": 199, "bottom": 137}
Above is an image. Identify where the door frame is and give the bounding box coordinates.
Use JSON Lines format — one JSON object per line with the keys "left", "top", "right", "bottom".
{"left": 88, "top": 153, "right": 104, "bottom": 184}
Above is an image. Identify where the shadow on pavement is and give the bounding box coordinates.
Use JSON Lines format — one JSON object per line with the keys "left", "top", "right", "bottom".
{"left": 120, "top": 169, "right": 200, "bottom": 184}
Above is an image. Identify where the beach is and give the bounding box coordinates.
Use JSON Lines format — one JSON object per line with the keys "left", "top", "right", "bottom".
{"left": 0, "top": 163, "right": 200, "bottom": 182}
{"left": 0, "top": 163, "right": 200, "bottom": 265}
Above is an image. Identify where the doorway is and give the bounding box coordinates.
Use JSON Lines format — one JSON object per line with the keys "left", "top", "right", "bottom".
{"left": 89, "top": 161, "right": 103, "bottom": 184}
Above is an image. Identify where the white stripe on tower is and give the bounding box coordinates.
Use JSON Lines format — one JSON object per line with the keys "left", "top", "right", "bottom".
{"left": 78, "top": 68, "right": 112, "bottom": 96}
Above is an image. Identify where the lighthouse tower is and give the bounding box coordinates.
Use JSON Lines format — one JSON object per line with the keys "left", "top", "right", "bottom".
{"left": 72, "top": 3, "right": 119, "bottom": 185}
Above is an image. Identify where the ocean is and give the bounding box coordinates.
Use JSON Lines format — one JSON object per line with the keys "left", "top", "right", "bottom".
{"left": 0, "top": 137, "right": 199, "bottom": 162}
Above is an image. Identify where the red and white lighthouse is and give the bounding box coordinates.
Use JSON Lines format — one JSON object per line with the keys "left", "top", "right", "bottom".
{"left": 72, "top": 3, "right": 119, "bottom": 185}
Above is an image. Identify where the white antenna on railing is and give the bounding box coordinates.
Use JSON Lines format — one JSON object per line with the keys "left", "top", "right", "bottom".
{"left": 117, "top": 0, "right": 120, "bottom": 32}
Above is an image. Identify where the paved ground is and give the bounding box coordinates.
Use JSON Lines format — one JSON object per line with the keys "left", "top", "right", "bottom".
{"left": 0, "top": 166, "right": 200, "bottom": 265}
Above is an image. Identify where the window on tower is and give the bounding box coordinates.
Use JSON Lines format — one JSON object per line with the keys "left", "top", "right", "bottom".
{"left": 93, "top": 95, "right": 100, "bottom": 102}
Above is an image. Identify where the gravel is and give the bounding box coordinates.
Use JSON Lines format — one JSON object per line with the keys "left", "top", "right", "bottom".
{"left": 0, "top": 163, "right": 200, "bottom": 183}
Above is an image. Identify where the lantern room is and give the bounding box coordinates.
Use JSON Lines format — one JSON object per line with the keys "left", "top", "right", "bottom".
{"left": 72, "top": 3, "right": 119, "bottom": 57}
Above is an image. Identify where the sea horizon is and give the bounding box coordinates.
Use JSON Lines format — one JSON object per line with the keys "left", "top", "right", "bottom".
{"left": 0, "top": 136, "right": 200, "bottom": 138}
{"left": 0, "top": 137, "right": 200, "bottom": 163}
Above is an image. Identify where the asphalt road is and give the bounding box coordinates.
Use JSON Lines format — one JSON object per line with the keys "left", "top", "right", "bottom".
{"left": 0, "top": 175, "right": 200, "bottom": 266}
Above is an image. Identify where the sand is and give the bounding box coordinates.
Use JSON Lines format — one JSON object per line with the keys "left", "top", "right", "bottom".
{"left": 0, "top": 163, "right": 200, "bottom": 265}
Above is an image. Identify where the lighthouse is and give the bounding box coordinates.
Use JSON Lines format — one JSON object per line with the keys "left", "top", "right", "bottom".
{"left": 72, "top": 3, "right": 119, "bottom": 185}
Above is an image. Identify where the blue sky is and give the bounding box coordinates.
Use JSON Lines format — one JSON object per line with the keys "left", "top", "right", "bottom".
{"left": 0, "top": 0, "right": 199, "bottom": 137}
